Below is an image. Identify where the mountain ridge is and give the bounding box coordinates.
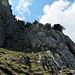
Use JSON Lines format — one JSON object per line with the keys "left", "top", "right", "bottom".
{"left": 0, "top": 0, "right": 75, "bottom": 75}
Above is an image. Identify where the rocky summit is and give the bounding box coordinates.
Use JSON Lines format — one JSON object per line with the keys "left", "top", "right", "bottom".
{"left": 0, "top": 0, "right": 75, "bottom": 75}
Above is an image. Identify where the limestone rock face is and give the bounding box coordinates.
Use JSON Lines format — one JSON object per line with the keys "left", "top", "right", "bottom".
{"left": 0, "top": 0, "right": 14, "bottom": 47}
{"left": 0, "top": 17, "right": 5, "bottom": 47}
{"left": 38, "top": 50, "right": 75, "bottom": 74}
{"left": 0, "top": 0, "right": 75, "bottom": 74}
{"left": 65, "top": 36, "right": 75, "bottom": 55}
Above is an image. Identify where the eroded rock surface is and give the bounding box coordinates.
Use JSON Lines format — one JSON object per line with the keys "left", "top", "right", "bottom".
{"left": 0, "top": 0, "right": 75, "bottom": 75}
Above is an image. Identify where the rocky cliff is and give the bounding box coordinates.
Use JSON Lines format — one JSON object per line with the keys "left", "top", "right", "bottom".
{"left": 0, "top": 0, "right": 75, "bottom": 75}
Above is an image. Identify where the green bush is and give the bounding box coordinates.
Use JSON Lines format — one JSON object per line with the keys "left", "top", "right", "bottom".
{"left": 52, "top": 24, "right": 65, "bottom": 32}
{"left": 26, "top": 22, "right": 32, "bottom": 26}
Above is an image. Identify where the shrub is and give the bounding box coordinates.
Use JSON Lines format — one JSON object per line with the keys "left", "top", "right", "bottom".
{"left": 17, "top": 20, "right": 25, "bottom": 26}
{"left": 45, "top": 23, "right": 51, "bottom": 30}
{"left": 33, "top": 20, "right": 39, "bottom": 25}
{"left": 26, "top": 22, "right": 32, "bottom": 26}
{"left": 52, "top": 24, "right": 65, "bottom": 32}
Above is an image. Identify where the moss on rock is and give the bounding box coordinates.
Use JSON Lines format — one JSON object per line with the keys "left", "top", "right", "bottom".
{"left": 2, "top": 0, "right": 8, "bottom": 6}
{"left": 0, "top": 48, "right": 53, "bottom": 75}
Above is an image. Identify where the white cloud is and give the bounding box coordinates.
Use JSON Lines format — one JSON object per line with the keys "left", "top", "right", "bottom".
{"left": 9, "top": 0, "right": 12, "bottom": 5}
{"left": 37, "top": 16, "right": 41, "bottom": 19}
{"left": 39, "top": 0, "right": 75, "bottom": 42}
{"left": 16, "top": 0, "right": 32, "bottom": 20}
{"left": 16, "top": 16, "right": 24, "bottom": 21}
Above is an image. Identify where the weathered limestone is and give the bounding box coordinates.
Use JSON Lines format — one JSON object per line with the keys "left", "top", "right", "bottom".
{"left": 38, "top": 50, "right": 75, "bottom": 74}
{"left": 65, "top": 35, "right": 75, "bottom": 55}
{"left": 0, "top": 0, "right": 75, "bottom": 74}
{"left": 0, "top": 17, "right": 5, "bottom": 47}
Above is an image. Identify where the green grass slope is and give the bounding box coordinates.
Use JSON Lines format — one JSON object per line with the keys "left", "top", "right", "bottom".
{"left": 0, "top": 48, "right": 52, "bottom": 75}
{"left": 0, "top": 48, "right": 71, "bottom": 75}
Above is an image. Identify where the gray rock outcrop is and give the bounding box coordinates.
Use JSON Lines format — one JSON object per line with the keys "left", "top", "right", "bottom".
{"left": 0, "top": 0, "right": 75, "bottom": 74}
{"left": 19, "top": 55, "right": 29, "bottom": 66}
{"left": 70, "top": 70, "right": 75, "bottom": 75}
{"left": 38, "top": 50, "right": 75, "bottom": 74}
{"left": 0, "top": 16, "right": 5, "bottom": 47}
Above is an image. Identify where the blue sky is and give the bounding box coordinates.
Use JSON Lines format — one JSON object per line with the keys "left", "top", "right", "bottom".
{"left": 9, "top": 0, "right": 75, "bottom": 42}
{"left": 9, "top": 0, "right": 57, "bottom": 22}
{"left": 9, "top": 0, "right": 74, "bottom": 22}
